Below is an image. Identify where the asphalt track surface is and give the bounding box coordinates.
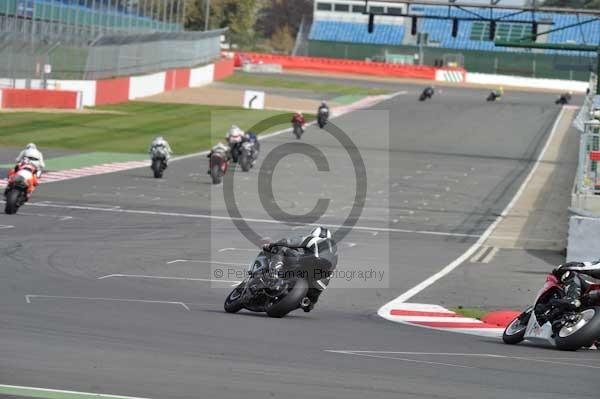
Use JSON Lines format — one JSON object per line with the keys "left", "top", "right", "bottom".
{"left": 1, "top": 86, "right": 598, "bottom": 399}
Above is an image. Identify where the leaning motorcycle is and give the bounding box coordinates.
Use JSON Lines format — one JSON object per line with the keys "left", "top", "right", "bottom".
{"left": 150, "top": 147, "right": 169, "bottom": 179}
{"left": 224, "top": 243, "right": 337, "bottom": 318}
{"left": 487, "top": 92, "right": 499, "bottom": 102}
{"left": 4, "top": 161, "right": 38, "bottom": 215}
{"left": 209, "top": 151, "right": 229, "bottom": 185}
{"left": 503, "top": 273, "right": 600, "bottom": 350}
{"left": 419, "top": 88, "right": 434, "bottom": 102}
{"left": 318, "top": 108, "right": 329, "bottom": 129}
{"left": 239, "top": 141, "right": 257, "bottom": 172}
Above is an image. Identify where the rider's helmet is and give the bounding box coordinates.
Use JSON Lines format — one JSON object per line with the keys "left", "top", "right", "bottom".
{"left": 155, "top": 136, "right": 164, "bottom": 142}
{"left": 321, "top": 101, "right": 327, "bottom": 108}
{"left": 246, "top": 131, "right": 258, "bottom": 142}
{"left": 25, "top": 143, "right": 37, "bottom": 150}
{"left": 301, "top": 227, "right": 333, "bottom": 258}
{"left": 295, "top": 111, "right": 303, "bottom": 117}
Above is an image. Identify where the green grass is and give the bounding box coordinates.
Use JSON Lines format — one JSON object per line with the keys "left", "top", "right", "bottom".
{"left": 223, "top": 73, "right": 392, "bottom": 97}
{"left": 451, "top": 307, "right": 488, "bottom": 320}
{"left": 0, "top": 102, "right": 311, "bottom": 155}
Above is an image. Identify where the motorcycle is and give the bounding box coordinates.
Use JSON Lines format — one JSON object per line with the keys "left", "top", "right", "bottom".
{"left": 224, "top": 242, "right": 337, "bottom": 318}
{"left": 419, "top": 88, "right": 434, "bottom": 102}
{"left": 4, "top": 161, "right": 38, "bottom": 215}
{"left": 555, "top": 93, "right": 571, "bottom": 105}
{"left": 209, "top": 152, "right": 229, "bottom": 185}
{"left": 239, "top": 141, "right": 257, "bottom": 172}
{"left": 228, "top": 136, "right": 244, "bottom": 163}
{"left": 487, "top": 92, "right": 500, "bottom": 102}
{"left": 150, "top": 147, "right": 169, "bottom": 179}
{"left": 293, "top": 122, "right": 305, "bottom": 140}
{"left": 318, "top": 108, "right": 329, "bottom": 129}
{"left": 503, "top": 273, "right": 600, "bottom": 350}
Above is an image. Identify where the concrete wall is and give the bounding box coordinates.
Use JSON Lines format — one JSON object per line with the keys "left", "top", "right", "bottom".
{"left": 567, "top": 215, "right": 600, "bottom": 262}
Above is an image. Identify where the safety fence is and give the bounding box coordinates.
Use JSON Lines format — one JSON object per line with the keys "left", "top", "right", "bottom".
{"left": 0, "top": 28, "right": 226, "bottom": 82}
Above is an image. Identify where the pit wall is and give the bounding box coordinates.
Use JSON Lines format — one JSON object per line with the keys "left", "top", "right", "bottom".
{"left": 466, "top": 72, "right": 589, "bottom": 93}
{"left": 0, "top": 58, "right": 234, "bottom": 109}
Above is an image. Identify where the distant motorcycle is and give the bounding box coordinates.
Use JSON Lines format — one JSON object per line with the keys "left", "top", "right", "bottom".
{"left": 555, "top": 93, "right": 572, "bottom": 105}
{"left": 150, "top": 147, "right": 169, "bottom": 179}
{"left": 293, "top": 122, "right": 305, "bottom": 139}
{"left": 239, "top": 141, "right": 258, "bottom": 172}
{"left": 487, "top": 91, "right": 501, "bottom": 102}
{"left": 419, "top": 87, "right": 434, "bottom": 102}
{"left": 318, "top": 107, "right": 330, "bottom": 128}
{"left": 4, "top": 161, "right": 38, "bottom": 215}
{"left": 224, "top": 242, "right": 337, "bottom": 318}
{"left": 209, "top": 152, "right": 229, "bottom": 185}
{"left": 503, "top": 272, "right": 600, "bottom": 350}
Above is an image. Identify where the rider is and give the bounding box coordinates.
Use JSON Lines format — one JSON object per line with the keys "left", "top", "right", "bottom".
{"left": 263, "top": 227, "right": 337, "bottom": 312}
{"left": 423, "top": 86, "right": 435, "bottom": 97}
{"left": 148, "top": 136, "right": 172, "bottom": 163}
{"left": 207, "top": 142, "right": 230, "bottom": 174}
{"left": 552, "top": 260, "right": 600, "bottom": 309}
{"left": 493, "top": 86, "right": 504, "bottom": 99}
{"left": 244, "top": 131, "right": 260, "bottom": 164}
{"left": 226, "top": 125, "right": 245, "bottom": 162}
{"left": 291, "top": 111, "right": 305, "bottom": 127}
{"left": 15, "top": 143, "right": 45, "bottom": 178}
{"left": 318, "top": 102, "right": 330, "bottom": 115}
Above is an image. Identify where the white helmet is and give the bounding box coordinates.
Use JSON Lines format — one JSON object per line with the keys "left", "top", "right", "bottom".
{"left": 25, "top": 143, "right": 37, "bottom": 150}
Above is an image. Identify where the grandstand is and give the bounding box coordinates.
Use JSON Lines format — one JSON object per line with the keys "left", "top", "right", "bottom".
{"left": 305, "top": 0, "right": 599, "bottom": 79}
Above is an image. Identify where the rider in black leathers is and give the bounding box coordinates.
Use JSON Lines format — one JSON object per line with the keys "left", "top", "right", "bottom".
{"left": 553, "top": 260, "right": 600, "bottom": 308}
{"left": 262, "top": 227, "right": 338, "bottom": 312}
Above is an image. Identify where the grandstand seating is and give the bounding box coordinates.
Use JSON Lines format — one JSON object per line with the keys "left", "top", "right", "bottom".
{"left": 309, "top": 4, "right": 600, "bottom": 55}
{"left": 0, "top": 0, "right": 180, "bottom": 32}
{"left": 309, "top": 20, "right": 405, "bottom": 45}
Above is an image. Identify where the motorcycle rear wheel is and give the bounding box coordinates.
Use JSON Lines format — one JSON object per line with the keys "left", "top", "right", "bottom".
{"left": 555, "top": 307, "right": 600, "bottom": 351}
{"left": 211, "top": 164, "right": 222, "bottom": 185}
{"left": 266, "top": 279, "right": 309, "bottom": 318}
{"left": 4, "top": 189, "right": 21, "bottom": 215}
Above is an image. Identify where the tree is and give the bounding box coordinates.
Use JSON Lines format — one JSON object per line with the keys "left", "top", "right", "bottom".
{"left": 269, "top": 24, "right": 295, "bottom": 52}
{"left": 257, "top": 0, "right": 313, "bottom": 40}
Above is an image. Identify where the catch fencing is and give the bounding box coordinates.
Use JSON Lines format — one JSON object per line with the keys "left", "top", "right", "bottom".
{"left": 0, "top": 28, "right": 226, "bottom": 83}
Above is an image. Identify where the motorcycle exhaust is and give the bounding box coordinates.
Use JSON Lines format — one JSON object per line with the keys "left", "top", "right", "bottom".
{"left": 300, "top": 297, "right": 311, "bottom": 308}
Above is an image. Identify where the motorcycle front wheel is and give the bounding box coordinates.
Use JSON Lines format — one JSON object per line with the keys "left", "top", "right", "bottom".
{"left": 224, "top": 284, "right": 245, "bottom": 313}
{"left": 555, "top": 307, "right": 600, "bottom": 351}
{"left": 502, "top": 308, "right": 532, "bottom": 345}
{"left": 211, "top": 164, "right": 223, "bottom": 185}
{"left": 4, "top": 189, "right": 21, "bottom": 215}
{"left": 266, "top": 279, "right": 309, "bottom": 318}
{"left": 152, "top": 159, "right": 163, "bottom": 178}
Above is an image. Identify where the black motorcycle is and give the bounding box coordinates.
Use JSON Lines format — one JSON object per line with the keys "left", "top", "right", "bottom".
{"left": 224, "top": 241, "right": 337, "bottom": 318}
{"left": 487, "top": 91, "right": 501, "bottom": 102}
{"left": 239, "top": 141, "right": 258, "bottom": 172}
{"left": 419, "top": 87, "right": 434, "bottom": 102}
{"left": 555, "top": 93, "right": 571, "bottom": 105}
{"left": 318, "top": 107, "right": 330, "bottom": 128}
{"left": 150, "top": 148, "right": 168, "bottom": 179}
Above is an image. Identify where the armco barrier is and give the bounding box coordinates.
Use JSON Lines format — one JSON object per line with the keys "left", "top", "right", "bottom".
{"left": 235, "top": 52, "right": 437, "bottom": 80}
{"left": 0, "top": 89, "right": 80, "bottom": 109}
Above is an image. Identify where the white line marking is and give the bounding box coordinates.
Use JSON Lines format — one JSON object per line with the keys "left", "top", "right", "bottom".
{"left": 25, "top": 295, "right": 190, "bottom": 311}
{"left": 481, "top": 246, "right": 499, "bottom": 264}
{"left": 20, "top": 201, "right": 482, "bottom": 239}
{"left": 0, "top": 384, "right": 151, "bottom": 399}
{"left": 381, "top": 107, "right": 566, "bottom": 305}
{"left": 97, "top": 274, "right": 242, "bottom": 285}
{"left": 324, "top": 350, "right": 600, "bottom": 369}
{"left": 0, "top": 224, "right": 14, "bottom": 229}
{"left": 326, "top": 350, "right": 475, "bottom": 369}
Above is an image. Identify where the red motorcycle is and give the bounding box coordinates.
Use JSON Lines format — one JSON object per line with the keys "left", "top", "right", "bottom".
{"left": 503, "top": 273, "right": 600, "bottom": 350}
{"left": 4, "top": 161, "right": 39, "bottom": 214}
{"left": 209, "top": 152, "right": 229, "bottom": 185}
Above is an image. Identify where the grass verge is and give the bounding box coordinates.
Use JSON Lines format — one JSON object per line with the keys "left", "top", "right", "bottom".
{"left": 0, "top": 102, "right": 312, "bottom": 155}
{"left": 223, "top": 73, "right": 392, "bottom": 97}
{"left": 451, "top": 307, "right": 488, "bottom": 320}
